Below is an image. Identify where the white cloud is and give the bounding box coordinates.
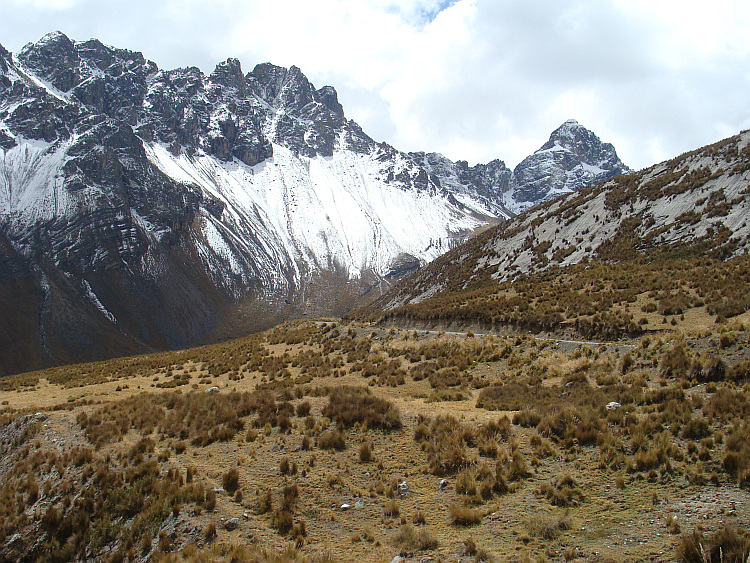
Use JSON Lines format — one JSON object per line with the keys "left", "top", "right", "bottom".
{"left": 0, "top": 0, "right": 748, "bottom": 170}
{"left": 10, "top": 0, "right": 81, "bottom": 9}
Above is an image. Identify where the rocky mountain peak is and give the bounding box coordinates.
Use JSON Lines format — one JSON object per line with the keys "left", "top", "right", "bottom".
{"left": 19, "top": 31, "right": 80, "bottom": 91}
{"left": 210, "top": 57, "right": 245, "bottom": 91}
{"left": 0, "top": 44, "right": 10, "bottom": 77}
{"left": 76, "top": 38, "right": 153, "bottom": 76}
{"left": 248, "top": 63, "right": 316, "bottom": 113}
{"left": 508, "top": 120, "right": 631, "bottom": 211}
{"left": 316, "top": 85, "right": 344, "bottom": 117}
{"left": 540, "top": 119, "right": 624, "bottom": 169}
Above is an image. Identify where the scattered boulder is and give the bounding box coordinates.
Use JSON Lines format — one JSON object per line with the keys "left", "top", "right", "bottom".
{"left": 606, "top": 401, "right": 621, "bottom": 411}
{"left": 439, "top": 479, "right": 449, "bottom": 491}
{"left": 340, "top": 503, "right": 351, "bottom": 511}
{"left": 225, "top": 517, "right": 240, "bottom": 531}
{"left": 206, "top": 386, "right": 220, "bottom": 393}
{"left": 398, "top": 481, "right": 410, "bottom": 497}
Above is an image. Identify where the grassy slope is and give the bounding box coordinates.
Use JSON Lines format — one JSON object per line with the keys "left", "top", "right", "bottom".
{"left": 1, "top": 318, "right": 750, "bottom": 562}
{"left": 352, "top": 131, "right": 750, "bottom": 339}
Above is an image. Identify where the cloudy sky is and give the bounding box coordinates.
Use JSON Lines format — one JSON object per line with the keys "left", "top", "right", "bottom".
{"left": 2, "top": 0, "right": 749, "bottom": 170}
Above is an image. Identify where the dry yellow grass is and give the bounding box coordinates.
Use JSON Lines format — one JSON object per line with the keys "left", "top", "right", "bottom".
{"left": 1, "top": 319, "right": 750, "bottom": 562}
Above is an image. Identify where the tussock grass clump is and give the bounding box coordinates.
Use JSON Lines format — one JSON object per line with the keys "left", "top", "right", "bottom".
{"left": 496, "top": 445, "right": 531, "bottom": 485}
{"left": 448, "top": 502, "right": 483, "bottom": 526}
{"left": 676, "top": 525, "right": 750, "bottom": 563}
{"left": 358, "top": 442, "right": 373, "bottom": 463}
{"left": 281, "top": 483, "right": 299, "bottom": 511}
{"left": 537, "top": 407, "right": 604, "bottom": 446}
{"left": 728, "top": 358, "right": 750, "bottom": 382}
{"left": 256, "top": 491, "right": 273, "bottom": 515}
{"left": 513, "top": 409, "right": 543, "bottom": 428}
{"left": 322, "top": 387, "right": 401, "bottom": 430}
{"left": 526, "top": 512, "right": 572, "bottom": 539}
{"left": 477, "top": 382, "right": 555, "bottom": 412}
{"left": 689, "top": 355, "right": 727, "bottom": 383}
{"left": 723, "top": 424, "right": 750, "bottom": 484}
{"left": 703, "top": 388, "right": 750, "bottom": 423}
{"left": 414, "top": 415, "right": 477, "bottom": 475}
{"left": 390, "top": 524, "right": 438, "bottom": 551}
{"left": 222, "top": 468, "right": 240, "bottom": 494}
{"left": 383, "top": 500, "right": 400, "bottom": 518}
{"left": 413, "top": 509, "right": 426, "bottom": 525}
{"left": 681, "top": 417, "right": 710, "bottom": 440}
{"left": 538, "top": 474, "right": 584, "bottom": 507}
{"left": 271, "top": 509, "right": 294, "bottom": 535}
{"left": 318, "top": 430, "right": 346, "bottom": 451}
{"left": 660, "top": 342, "right": 690, "bottom": 378}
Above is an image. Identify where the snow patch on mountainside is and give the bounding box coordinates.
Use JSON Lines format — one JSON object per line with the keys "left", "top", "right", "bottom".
{"left": 0, "top": 137, "right": 73, "bottom": 232}
{"left": 144, "top": 142, "right": 484, "bottom": 283}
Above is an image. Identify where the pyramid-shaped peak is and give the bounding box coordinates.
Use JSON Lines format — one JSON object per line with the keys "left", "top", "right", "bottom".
{"left": 540, "top": 120, "right": 614, "bottom": 159}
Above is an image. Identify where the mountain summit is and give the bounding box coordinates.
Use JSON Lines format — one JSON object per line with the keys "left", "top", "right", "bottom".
{"left": 507, "top": 119, "right": 630, "bottom": 212}
{"left": 0, "top": 32, "right": 628, "bottom": 375}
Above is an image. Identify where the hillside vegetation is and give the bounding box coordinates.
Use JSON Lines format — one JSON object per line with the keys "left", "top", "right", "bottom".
{"left": 1, "top": 317, "right": 750, "bottom": 562}
{"left": 360, "top": 130, "right": 750, "bottom": 339}
{"left": 354, "top": 249, "right": 750, "bottom": 340}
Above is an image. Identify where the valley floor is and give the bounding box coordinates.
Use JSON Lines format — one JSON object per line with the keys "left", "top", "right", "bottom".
{"left": 1, "top": 317, "right": 750, "bottom": 562}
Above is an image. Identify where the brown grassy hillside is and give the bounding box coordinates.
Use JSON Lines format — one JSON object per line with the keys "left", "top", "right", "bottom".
{"left": 1, "top": 318, "right": 750, "bottom": 562}
{"left": 360, "top": 130, "right": 750, "bottom": 339}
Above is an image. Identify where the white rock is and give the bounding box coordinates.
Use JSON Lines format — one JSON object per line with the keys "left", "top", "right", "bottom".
{"left": 397, "top": 481, "right": 410, "bottom": 497}
{"left": 225, "top": 517, "right": 240, "bottom": 530}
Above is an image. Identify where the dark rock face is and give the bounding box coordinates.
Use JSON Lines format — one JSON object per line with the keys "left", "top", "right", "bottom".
{"left": 0, "top": 32, "right": 630, "bottom": 376}
{"left": 18, "top": 31, "right": 81, "bottom": 92}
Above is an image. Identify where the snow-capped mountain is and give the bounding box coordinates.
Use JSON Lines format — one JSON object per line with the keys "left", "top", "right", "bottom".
{"left": 506, "top": 119, "right": 630, "bottom": 213}
{"left": 0, "top": 32, "right": 628, "bottom": 375}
